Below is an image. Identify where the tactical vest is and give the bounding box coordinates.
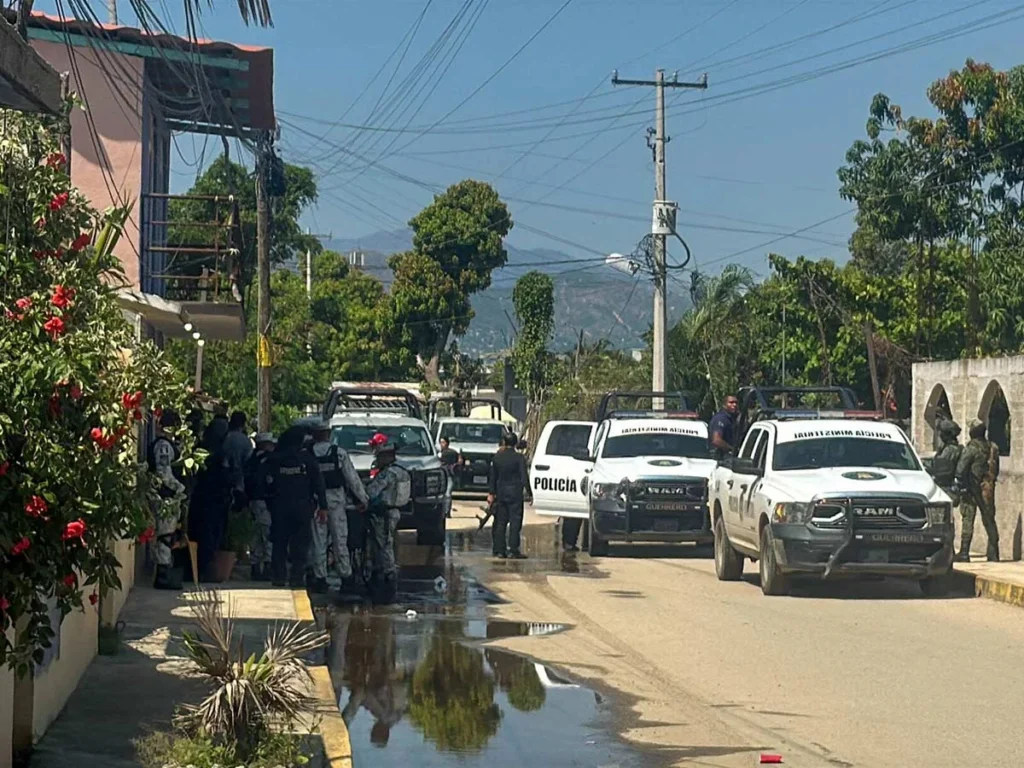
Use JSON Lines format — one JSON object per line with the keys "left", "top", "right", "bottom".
{"left": 393, "top": 465, "right": 412, "bottom": 508}
{"left": 316, "top": 445, "right": 344, "bottom": 490}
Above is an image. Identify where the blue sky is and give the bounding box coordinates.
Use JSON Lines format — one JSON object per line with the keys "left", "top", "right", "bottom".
{"left": 43, "top": 1, "right": 1024, "bottom": 280}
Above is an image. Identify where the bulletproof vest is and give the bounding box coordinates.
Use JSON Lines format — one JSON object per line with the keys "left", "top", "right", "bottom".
{"left": 315, "top": 444, "right": 343, "bottom": 490}
{"left": 931, "top": 444, "right": 959, "bottom": 486}
{"left": 393, "top": 465, "right": 412, "bottom": 508}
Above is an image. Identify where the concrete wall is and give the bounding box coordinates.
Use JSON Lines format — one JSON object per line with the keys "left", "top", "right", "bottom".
{"left": 912, "top": 357, "right": 1024, "bottom": 559}
{"left": 101, "top": 539, "right": 137, "bottom": 627}
{"left": 0, "top": 663, "right": 12, "bottom": 768}
{"left": 30, "top": 40, "right": 143, "bottom": 287}
{"left": 31, "top": 600, "right": 99, "bottom": 740}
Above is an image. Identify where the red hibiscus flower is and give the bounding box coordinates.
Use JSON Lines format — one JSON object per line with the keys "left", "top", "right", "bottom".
{"left": 70, "top": 232, "right": 91, "bottom": 251}
{"left": 32, "top": 249, "right": 47, "bottom": 260}
{"left": 51, "top": 285, "right": 75, "bottom": 309}
{"left": 0, "top": 461, "right": 9, "bottom": 477}
{"left": 11, "top": 538, "right": 31, "bottom": 556}
{"left": 69, "top": 384, "right": 83, "bottom": 400}
{"left": 153, "top": 407, "right": 163, "bottom": 421}
{"left": 89, "top": 592, "right": 98, "bottom": 606}
{"left": 62, "top": 574, "right": 76, "bottom": 588}
{"left": 25, "top": 495, "right": 48, "bottom": 518}
{"left": 48, "top": 192, "right": 69, "bottom": 211}
{"left": 46, "top": 152, "right": 67, "bottom": 168}
{"left": 52, "top": 247, "right": 64, "bottom": 259}
{"left": 43, "top": 316, "right": 66, "bottom": 339}
{"left": 62, "top": 519, "right": 87, "bottom": 541}
{"left": 138, "top": 527, "right": 155, "bottom": 545}
{"left": 90, "top": 428, "right": 117, "bottom": 450}
{"left": 4, "top": 309, "right": 23, "bottom": 322}
{"left": 15, "top": 297, "right": 32, "bottom": 311}
{"left": 121, "top": 391, "right": 144, "bottom": 410}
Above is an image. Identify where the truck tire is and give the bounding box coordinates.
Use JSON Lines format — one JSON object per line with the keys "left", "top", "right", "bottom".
{"left": 759, "top": 525, "right": 790, "bottom": 596}
{"left": 714, "top": 516, "right": 744, "bottom": 581}
{"left": 589, "top": 528, "right": 609, "bottom": 557}
{"left": 416, "top": 512, "right": 446, "bottom": 546}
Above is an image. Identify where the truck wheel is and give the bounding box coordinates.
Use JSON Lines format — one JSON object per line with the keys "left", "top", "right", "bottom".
{"left": 758, "top": 525, "right": 790, "bottom": 596}
{"left": 416, "top": 513, "right": 446, "bottom": 546}
{"left": 589, "top": 529, "right": 609, "bottom": 557}
{"left": 714, "top": 516, "right": 744, "bottom": 581}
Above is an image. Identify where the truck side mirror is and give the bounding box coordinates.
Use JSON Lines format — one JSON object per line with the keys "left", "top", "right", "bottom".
{"left": 570, "top": 448, "right": 594, "bottom": 462}
{"left": 733, "top": 457, "right": 763, "bottom": 477}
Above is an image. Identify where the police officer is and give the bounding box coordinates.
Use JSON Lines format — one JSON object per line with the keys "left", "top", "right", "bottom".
{"left": 709, "top": 394, "right": 739, "bottom": 460}
{"left": 956, "top": 418, "right": 1000, "bottom": 562}
{"left": 265, "top": 426, "right": 328, "bottom": 587}
{"left": 308, "top": 420, "right": 368, "bottom": 593}
{"left": 244, "top": 432, "right": 276, "bottom": 581}
{"left": 488, "top": 432, "right": 532, "bottom": 559}
{"left": 149, "top": 409, "right": 186, "bottom": 590}
{"left": 364, "top": 433, "right": 412, "bottom": 595}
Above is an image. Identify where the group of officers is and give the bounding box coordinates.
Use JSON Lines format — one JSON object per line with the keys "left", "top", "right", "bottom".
{"left": 249, "top": 420, "right": 411, "bottom": 594}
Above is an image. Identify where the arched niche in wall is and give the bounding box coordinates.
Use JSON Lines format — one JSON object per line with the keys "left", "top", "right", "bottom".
{"left": 923, "top": 383, "right": 952, "bottom": 452}
{"left": 979, "top": 379, "right": 1012, "bottom": 457}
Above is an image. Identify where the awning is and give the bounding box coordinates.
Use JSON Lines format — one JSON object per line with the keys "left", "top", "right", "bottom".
{"left": 116, "top": 290, "right": 245, "bottom": 342}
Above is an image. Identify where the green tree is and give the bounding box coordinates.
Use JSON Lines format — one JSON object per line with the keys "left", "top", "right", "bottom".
{"left": 384, "top": 180, "right": 512, "bottom": 382}
{"left": 511, "top": 271, "right": 554, "bottom": 442}
{"left": 0, "top": 107, "right": 195, "bottom": 669}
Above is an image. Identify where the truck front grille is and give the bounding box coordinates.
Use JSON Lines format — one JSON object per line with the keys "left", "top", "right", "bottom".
{"left": 632, "top": 479, "right": 707, "bottom": 502}
{"left": 811, "top": 497, "right": 926, "bottom": 531}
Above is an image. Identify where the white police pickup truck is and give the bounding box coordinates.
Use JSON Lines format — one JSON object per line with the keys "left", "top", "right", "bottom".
{"left": 709, "top": 404, "right": 955, "bottom": 596}
{"left": 531, "top": 392, "right": 716, "bottom": 555}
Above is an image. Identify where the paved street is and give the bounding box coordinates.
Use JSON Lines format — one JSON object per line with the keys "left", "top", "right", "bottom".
{"left": 451, "top": 509, "right": 1024, "bottom": 767}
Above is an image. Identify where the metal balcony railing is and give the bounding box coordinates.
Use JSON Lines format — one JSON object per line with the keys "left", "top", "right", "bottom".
{"left": 140, "top": 193, "right": 243, "bottom": 304}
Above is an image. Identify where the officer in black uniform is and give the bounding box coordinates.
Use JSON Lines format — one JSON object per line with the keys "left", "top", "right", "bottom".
{"left": 264, "top": 426, "right": 328, "bottom": 587}
{"left": 488, "top": 432, "right": 532, "bottom": 559}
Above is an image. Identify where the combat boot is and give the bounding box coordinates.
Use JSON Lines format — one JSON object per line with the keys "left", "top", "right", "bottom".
{"left": 987, "top": 543, "right": 1000, "bottom": 562}
{"left": 954, "top": 550, "right": 970, "bottom": 562}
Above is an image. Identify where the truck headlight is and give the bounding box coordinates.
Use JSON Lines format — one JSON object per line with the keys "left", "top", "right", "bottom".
{"left": 772, "top": 502, "right": 812, "bottom": 524}
{"left": 592, "top": 482, "right": 624, "bottom": 502}
{"left": 925, "top": 503, "right": 950, "bottom": 525}
{"left": 424, "top": 470, "right": 445, "bottom": 496}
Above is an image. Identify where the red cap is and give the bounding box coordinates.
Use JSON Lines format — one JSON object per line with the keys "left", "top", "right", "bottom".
{"left": 368, "top": 432, "right": 389, "bottom": 450}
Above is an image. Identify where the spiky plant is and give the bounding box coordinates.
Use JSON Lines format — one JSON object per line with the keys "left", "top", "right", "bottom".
{"left": 176, "top": 589, "right": 327, "bottom": 759}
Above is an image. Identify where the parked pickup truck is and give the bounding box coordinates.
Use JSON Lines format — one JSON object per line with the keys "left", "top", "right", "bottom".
{"left": 531, "top": 391, "right": 715, "bottom": 555}
{"left": 708, "top": 405, "right": 955, "bottom": 596}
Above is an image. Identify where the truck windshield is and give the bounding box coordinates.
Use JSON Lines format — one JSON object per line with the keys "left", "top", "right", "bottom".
{"left": 602, "top": 433, "right": 711, "bottom": 459}
{"left": 439, "top": 422, "right": 505, "bottom": 444}
{"left": 331, "top": 425, "right": 433, "bottom": 456}
{"left": 773, "top": 438, "right": 920, "bottom": 471}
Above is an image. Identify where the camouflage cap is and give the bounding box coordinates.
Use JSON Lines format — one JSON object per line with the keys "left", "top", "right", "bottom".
{"left": 938, "top": 419, "right": 961, "bottom": 438}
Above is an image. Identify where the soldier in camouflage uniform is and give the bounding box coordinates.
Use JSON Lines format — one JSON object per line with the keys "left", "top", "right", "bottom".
{"left": 931, "top": 419, "right": 962, "bottom": 503}
{"left": 364, "top": 433, "right": 411, "bottom": 597}
{"left": 956, "top": 418, "right": 1000, "bottom": 562}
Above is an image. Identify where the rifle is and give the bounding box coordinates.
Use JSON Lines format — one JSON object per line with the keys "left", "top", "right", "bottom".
{"left": 476, "top": 501, "right": 494, "bottom": 531}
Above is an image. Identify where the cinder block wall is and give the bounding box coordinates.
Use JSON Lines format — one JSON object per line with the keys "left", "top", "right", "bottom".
{"left": 912, "top": 357, "right": 1024, "bottom": 560}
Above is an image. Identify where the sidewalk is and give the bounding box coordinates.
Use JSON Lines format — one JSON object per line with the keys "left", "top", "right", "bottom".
{"left": 28, "top": 582, "right": 348, "bottom": 768}
{"left": 953, "top": 560, "right": 1024, "bottom": 608}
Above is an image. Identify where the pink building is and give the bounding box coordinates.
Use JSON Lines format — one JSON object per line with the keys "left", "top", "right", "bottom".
{"left": 18, "top": 10, "right": 275, "bottom": 343}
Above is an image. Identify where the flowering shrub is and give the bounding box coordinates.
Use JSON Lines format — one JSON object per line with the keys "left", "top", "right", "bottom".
{"left": 0, "top": 107, "right": 195, "bottom": 671}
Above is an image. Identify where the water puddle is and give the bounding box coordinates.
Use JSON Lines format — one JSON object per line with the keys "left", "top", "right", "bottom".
{"left": 315, "top": 531, "right": 644, "bottom": 766}
{"left": 324, "top": 609, "right": 643, "bottom": 766}
{"left": 448, "top": 524, "right": 608, "bottom": 580}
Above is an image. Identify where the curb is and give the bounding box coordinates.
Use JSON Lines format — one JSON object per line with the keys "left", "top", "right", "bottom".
{"left": 290, "top": 588, "right": 353, "bottom": 768}
{"left": 951, "top": 568, "right": 1024, "bottom": 608}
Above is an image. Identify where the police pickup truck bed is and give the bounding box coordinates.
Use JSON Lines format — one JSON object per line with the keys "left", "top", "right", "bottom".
{"left": 708, "top": 403, "right": 954, "bottom": 596}
{"left": 531, "top": 391, "right": 715, "bottom": 555}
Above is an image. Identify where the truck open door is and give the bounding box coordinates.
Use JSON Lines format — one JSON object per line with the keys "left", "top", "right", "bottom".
{"left": 530, "top": 420, "right": 596, "bottom": 520}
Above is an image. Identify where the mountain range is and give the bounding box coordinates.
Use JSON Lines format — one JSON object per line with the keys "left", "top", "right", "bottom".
{"left": 323, "top": 229, "right": 689, "bottom": 354}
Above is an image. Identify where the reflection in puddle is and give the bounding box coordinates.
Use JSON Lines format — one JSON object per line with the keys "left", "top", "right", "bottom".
{"left": 327, "top": 611, "right": 640, "bottom": 766}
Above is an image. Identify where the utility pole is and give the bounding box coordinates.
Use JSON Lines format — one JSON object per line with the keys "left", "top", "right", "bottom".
{"left": 612, "top": 69, "right": 707, "bottom": 398}
{"left": 256, "top": 133, "right": 273, "bottom": 432}
{"left": 303, "top": 228, "right": 333, "bottom": 297}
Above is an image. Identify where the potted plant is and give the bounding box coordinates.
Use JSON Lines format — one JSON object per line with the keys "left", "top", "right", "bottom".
{"left": 134, "top": 589, "right": 327, "bottom": 767}
{"left": 211, "top": 505, "right": 252, "bottom": 582}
